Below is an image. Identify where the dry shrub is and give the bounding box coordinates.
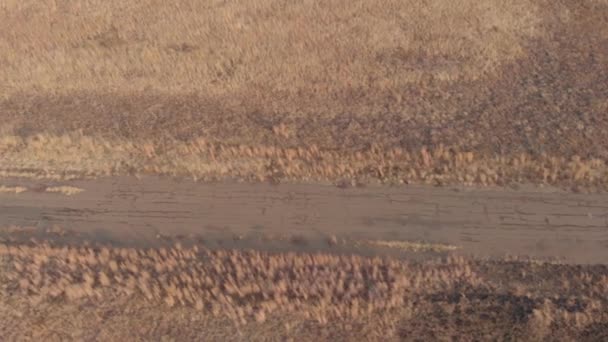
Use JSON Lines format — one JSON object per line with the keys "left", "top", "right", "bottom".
{"left": 0, "top": 241, "right": 485, "bottom": 327}
{"left": 1, "top": 241, "right": 608, "bottom": 339}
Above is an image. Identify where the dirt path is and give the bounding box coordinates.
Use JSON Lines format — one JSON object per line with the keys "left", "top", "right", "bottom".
{"left": 1, "top": 177, "right": 607, "bottom": 264}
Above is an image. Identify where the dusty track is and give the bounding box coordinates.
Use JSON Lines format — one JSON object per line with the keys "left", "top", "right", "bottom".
{"left": 1, "top": 177, "right": 607, "bottom": 264}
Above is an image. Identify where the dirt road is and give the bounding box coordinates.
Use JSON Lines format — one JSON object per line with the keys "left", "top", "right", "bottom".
{"left": 1, "top": 177, "right": 607, "bottom": 264}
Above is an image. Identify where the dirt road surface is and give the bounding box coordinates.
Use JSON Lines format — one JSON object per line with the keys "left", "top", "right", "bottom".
{"left": 1, "top": 177, "right": 607, "bottom": 264}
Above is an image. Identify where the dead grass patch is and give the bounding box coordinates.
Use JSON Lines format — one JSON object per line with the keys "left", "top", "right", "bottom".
{"left": 0, "top": 241, "right": 482, "bottom": 327}
{"left": 45, "top": 186, "right": 84, "bottom": 196}
{"left": 0, "top": 240, "right": 607, "bottom": 340}
{"left": 1, "top": 133, "right": 607, "bottom": 190}
{"left": 367, "top": 240, "right": 460, "bottom": 253}
{"left": 0, "top": 0, "right": 540, "bottom": 98}
{"left": 0, "top": 185, "right": 27, "bottom": 194}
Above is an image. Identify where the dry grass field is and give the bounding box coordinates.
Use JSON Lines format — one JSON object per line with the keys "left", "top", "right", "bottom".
{"left": 1, "top": 1, "right": 608, "bottom": 340}
{"left": 1, "top": 0, "right": 540, "bottom": 95}
{"left": 1, "top": 240, "right": 608, "bottom": 341}
{"left": 1, "top": 0, "right": 607, "bottom": 188}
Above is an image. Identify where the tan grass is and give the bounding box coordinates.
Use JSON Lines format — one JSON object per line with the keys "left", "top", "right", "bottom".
{"left": 2, "top": 240, "right": 608, "bottom": 340}
{"left": 45, "top": 186, "right": 84, "bottom": 196}
{"left": 2, "top": 2, "right": 606, "bottom": 191}
{"left": 367, "top": 240, "right": 460, "bottom": 252}
{"left": 2, "top": 133, "right": 608, "bottom": 190}
{"left": 0, "top": 0, "right": 540, "bottom": 98}
{"left": 4, "top": 1, "right": 606, "bottom": 192}
{"left": 0, "top": 241, "right": 481, "bottom": 326}
{"left": 0, "top": 185, "right": 27, "bottom": 194}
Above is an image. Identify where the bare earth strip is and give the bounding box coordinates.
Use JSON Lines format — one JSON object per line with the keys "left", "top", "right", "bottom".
{"left": 1, "top": 176, "right": 607, "bottom": 264}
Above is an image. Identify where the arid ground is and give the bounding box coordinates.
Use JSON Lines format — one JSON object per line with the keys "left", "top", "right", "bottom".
{"left": 1, "top": 0, "right": 608, "bottom": 340}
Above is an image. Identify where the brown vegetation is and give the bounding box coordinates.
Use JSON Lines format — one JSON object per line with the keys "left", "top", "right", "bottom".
{"left": 0, "top": 185, "right": 27, "bottom": 194}
{"left": 2, "top": 133, "right": 607, "bottom": 190}
{"left": 0, "top": 240, "right": 607, "bottom": 340}
{"left": 1, "top": 1, "right": 607, "bottom": 189}
{"left": 2, "top": 2, "right": 607, "bottom": 339}
{"left": 0, "top": 0, "right": 539, "bottom": 97}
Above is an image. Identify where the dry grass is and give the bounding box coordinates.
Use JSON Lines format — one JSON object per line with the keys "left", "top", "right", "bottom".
{"left": 1, "top": 1, "right": 607, "bottom": 190}
{"left": 0, "top": 0, "right": 539, "bottom": 98}
{"left": 2, "top": 133, "right": 607, "bottom": 190}
{"left": 0, "top": 185, "right": 27, "bottom": 194}
{"left": 367, "top": 240, "right": 460, "bottom": 253}
{"left": 0, "top": 241, "right": 479, "bottom": 329}
{"left": 44, "top": 186, "right": 84, "bottom": 196}
{"left": 0, "top": 240, "right": 607, "bottom": 340}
